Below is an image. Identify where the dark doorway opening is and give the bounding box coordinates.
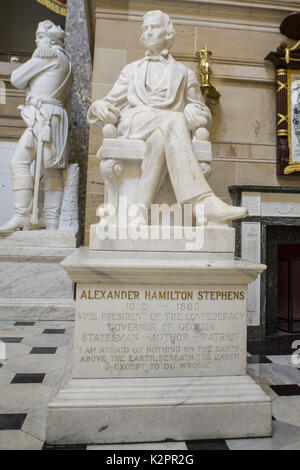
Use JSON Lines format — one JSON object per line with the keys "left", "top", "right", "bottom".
{"left": 278, "top": 244, "right": 300, "bottom": 333}
{"left": 266, "top": 226, "right": 300, "bottom": 336}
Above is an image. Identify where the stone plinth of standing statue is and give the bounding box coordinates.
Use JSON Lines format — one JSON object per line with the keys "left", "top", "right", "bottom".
{"left": 46, "top": 10, "right": 272, "bottom": 444}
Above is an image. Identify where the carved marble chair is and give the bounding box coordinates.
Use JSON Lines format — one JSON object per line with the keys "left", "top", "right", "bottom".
{"left": 97, "top": 123, "right": 212, "bottom": 224}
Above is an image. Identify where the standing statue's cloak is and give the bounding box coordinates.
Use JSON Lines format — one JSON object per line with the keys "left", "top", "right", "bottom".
{"left": 11, "top": 45, "right": 72, "bottom": 169}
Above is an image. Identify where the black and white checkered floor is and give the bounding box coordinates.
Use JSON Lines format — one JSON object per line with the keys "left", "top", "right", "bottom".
{"left": 0, "top": 320, "right": 300, "bottom": 450}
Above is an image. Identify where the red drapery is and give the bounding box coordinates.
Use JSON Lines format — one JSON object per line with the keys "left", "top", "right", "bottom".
{"left": 35, "top": 0, "right": 67, "bottom": 17}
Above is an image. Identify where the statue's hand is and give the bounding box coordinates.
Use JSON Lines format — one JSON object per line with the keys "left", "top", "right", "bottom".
{"left": 184, "top": 104, "right": 208, "bottom": 131}
{"left": 91, "top": 100, "right": 120, "bottom": 125}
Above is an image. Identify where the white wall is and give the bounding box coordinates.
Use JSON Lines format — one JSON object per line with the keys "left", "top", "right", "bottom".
{"left": 0, "top": 141, "right": 17, "bottom": 225}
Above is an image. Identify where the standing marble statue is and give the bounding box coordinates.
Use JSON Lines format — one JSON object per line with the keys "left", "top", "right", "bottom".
{"left": 0, "top": 20, "right": 72, "bottom": 232}
{"left": 88, "top": 10, "right": 247, "bottom": 226}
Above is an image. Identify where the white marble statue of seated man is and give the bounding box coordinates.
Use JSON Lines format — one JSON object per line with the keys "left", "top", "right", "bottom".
{"left": 87, "top": 10, "right": 247, "bottom": 226}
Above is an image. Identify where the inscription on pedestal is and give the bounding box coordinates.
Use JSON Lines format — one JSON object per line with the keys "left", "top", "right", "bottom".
{"left": 72, "top": 284, "right": 247, "bottom": 378}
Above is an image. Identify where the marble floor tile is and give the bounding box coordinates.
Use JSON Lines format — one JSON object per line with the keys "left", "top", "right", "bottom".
{"left": 11, "top": 373, "right": 45, "bottom": 384}
{"left": 64, "top": 328, "right": 74, "bottom": 336}
{"left": 1, "top": 317, "right": 300, "bottom": 450}
{"left": 55, "top": 344, "right": 73, "bottom": 358}
{"left": 87, "top": 441, "right": 188, "bottom": 450}
{"left": 6, "top": 343, "right": 32, "bottom": 360}
{"left": 0, "top": 430, "right": 43, "bottom": 450}
{"left": 43, "top": 329, "right": 66, "bottom": 334}
{"left": 3, "top": 353, "right": 67, "bottom": 374}
{"left": 267, "top": 355, "right": 298, "bottom": 367}
{"left": 43, "top": 443, "right": 87, "bottom": 450}
{"left": 30, "top": 347, "right": 57, "bottom": 354}
{"left": 6, "top": 354, "right": 66, "bottom": 374}
{"left": 22, "top": 334, "right": 70, "bottom": 348}
{"left": 247, "top": 363, "right": 300, "bottom": 385}
{"left": 0, "top": 326, "right": 44, "bottom": 337}
{"left": 22, "top": 407, "right": 47, "bottom": 442}
{"left": 43, "top": 366, "right": 71, "bottom": 394}
{"left": 0, "top": 324, "right": 34, "bottom": 333}
{"left": 270, "top": 385, "right": 300, "bottom": 396}
{"left": 0, "top": 413, "right": 26, "bottom": 430}
{"left": 0, "top": 337, "right": 23, "bottom": 343}
{"left": 247, "top": 355, "right": 272, "bottom": 364}
{"left": 272, "top": 396, "right": 300, "bottom": 428}
{"left": 0, "top": 367, "right": 15, "bottom": 385}
{"left": 259, "top": 384, "right": 278, "bottom": 400}
{"left": 226, "top": 421, "right": 300, "bottom": 450}
{"left": 0, "top": 321, "right": 18, "bottom": 329}
{"left": 186, "top": 439, "right": 229, "bottom": 450}
{"left": 38, "top": 321, "right": 73, "bottom": 330}
{"left": 0, "top": 384, "right": 52, "bottom": 413}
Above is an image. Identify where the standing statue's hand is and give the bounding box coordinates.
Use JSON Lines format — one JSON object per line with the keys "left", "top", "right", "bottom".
{"left": 184, "top": 104, "right": 208, "bottom": 131}
{"left": 92, "top": 101, "right": 120, "bottom": 125}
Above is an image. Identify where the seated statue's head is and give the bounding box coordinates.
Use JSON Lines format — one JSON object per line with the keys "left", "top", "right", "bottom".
{"left": 36, "top": 20, "right": 65, "bottom": 49}
{"left": 141, "top": 10, "right": 176, "bottom": 54}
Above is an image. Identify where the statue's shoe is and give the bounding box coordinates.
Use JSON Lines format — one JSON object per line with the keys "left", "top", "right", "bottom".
{"left": 30, "top": 218, "right": 46, "bottom": 230}
{"left": 45, "top": 220, "right": 59, "bottom": 231}
{"left": 30, "top": 218, "right": 59, "bottom": 231}
{"left": 194, "top": 194, "right": 248, "bottom": 226}
{"left": 0, "top": 215, "right": 31, "bottom": 233}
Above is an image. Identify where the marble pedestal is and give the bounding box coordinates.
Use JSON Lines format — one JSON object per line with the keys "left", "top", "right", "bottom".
{"left": 89, "top": 225, "right": 235, "bottom": 254}
{"left": 0, "top": 233, "right": 77, "bottom": 321}
{"left": 46, "top": 248, "right": 272, "bottom": 444}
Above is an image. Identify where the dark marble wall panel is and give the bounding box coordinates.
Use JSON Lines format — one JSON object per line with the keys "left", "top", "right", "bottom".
{"left": 230, "top": 185, "right": 300, "bottom": 340}
{"left": 65, "top": 0, "right": 92, "bottom": 244}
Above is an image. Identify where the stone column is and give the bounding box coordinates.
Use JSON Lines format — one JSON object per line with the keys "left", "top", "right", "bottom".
{"left": 64, "top": 0, "right": 92, "bottom": 244}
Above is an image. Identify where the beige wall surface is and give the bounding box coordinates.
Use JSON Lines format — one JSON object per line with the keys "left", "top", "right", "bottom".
{"left": 85, "top": 0, "right": 300, "bottom": 244}
{"left": 0, "top": 62, "right": 26, "bottom": 140}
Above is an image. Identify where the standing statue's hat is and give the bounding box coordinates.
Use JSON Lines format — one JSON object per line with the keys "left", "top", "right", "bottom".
{"left": 36, "top": 20, "right": 65, "bottom": 44}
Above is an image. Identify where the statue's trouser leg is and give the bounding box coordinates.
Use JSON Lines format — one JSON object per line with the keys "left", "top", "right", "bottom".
{"left": 132, "top": 111, "right": 212, "bottom": 207}
{"left": 129, "top": 111, "right": 248, "bottom": 225}
{"left": 0, "top": 131, "right": 35, "bottom": 231}
{"left": 158, "top": 113, "right": 248, "bottom": 223}
{"left": 134, "top": 129, "right": 168, "bottom": 208}
{"left": 42, "top": 169, "right": 64, "bottom": 231}
{"left": 159, "top": 112, "right": 212, "bottom": 204}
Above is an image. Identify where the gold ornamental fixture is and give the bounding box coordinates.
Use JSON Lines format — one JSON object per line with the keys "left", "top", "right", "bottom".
{"left": 196, "top": 47, "right": 221, "bottom": 107}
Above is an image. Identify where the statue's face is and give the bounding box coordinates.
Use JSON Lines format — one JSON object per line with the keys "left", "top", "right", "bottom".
{"left": 141, "top": 14, "right": 168, "bottom": 53}
{"left": 36, "top": 32, "right": 52, "bottom": 49}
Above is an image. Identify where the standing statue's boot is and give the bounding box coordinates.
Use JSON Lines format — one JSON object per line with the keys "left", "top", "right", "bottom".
{"left": 0, "top": 176, "right": 33, "bottom": 232}
{"left": 193, "top": 193, "right": 248, "bottom": 226}
{"left": 40, "top": 172, "right": 64, "bottom": 231}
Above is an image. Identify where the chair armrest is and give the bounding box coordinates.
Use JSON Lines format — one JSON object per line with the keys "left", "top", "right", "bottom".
{"left": 103, "top": 124, "right": 117, "bottom": 138}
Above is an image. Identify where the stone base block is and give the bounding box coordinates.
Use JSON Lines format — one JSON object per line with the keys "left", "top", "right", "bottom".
{"left": 90, "top": 225, "right": 235, "bottom": 255}
{"left": 0, "top": 298, "right": 75, "bottom": 321}
{"left": 0, "top": 245, "right": 76, "bottom": 321}
{"left": 0, "top": 230, "right": 78, "bottom": 248}
{"left": 46, "top": 375, "right": 272, "bottom": 444}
